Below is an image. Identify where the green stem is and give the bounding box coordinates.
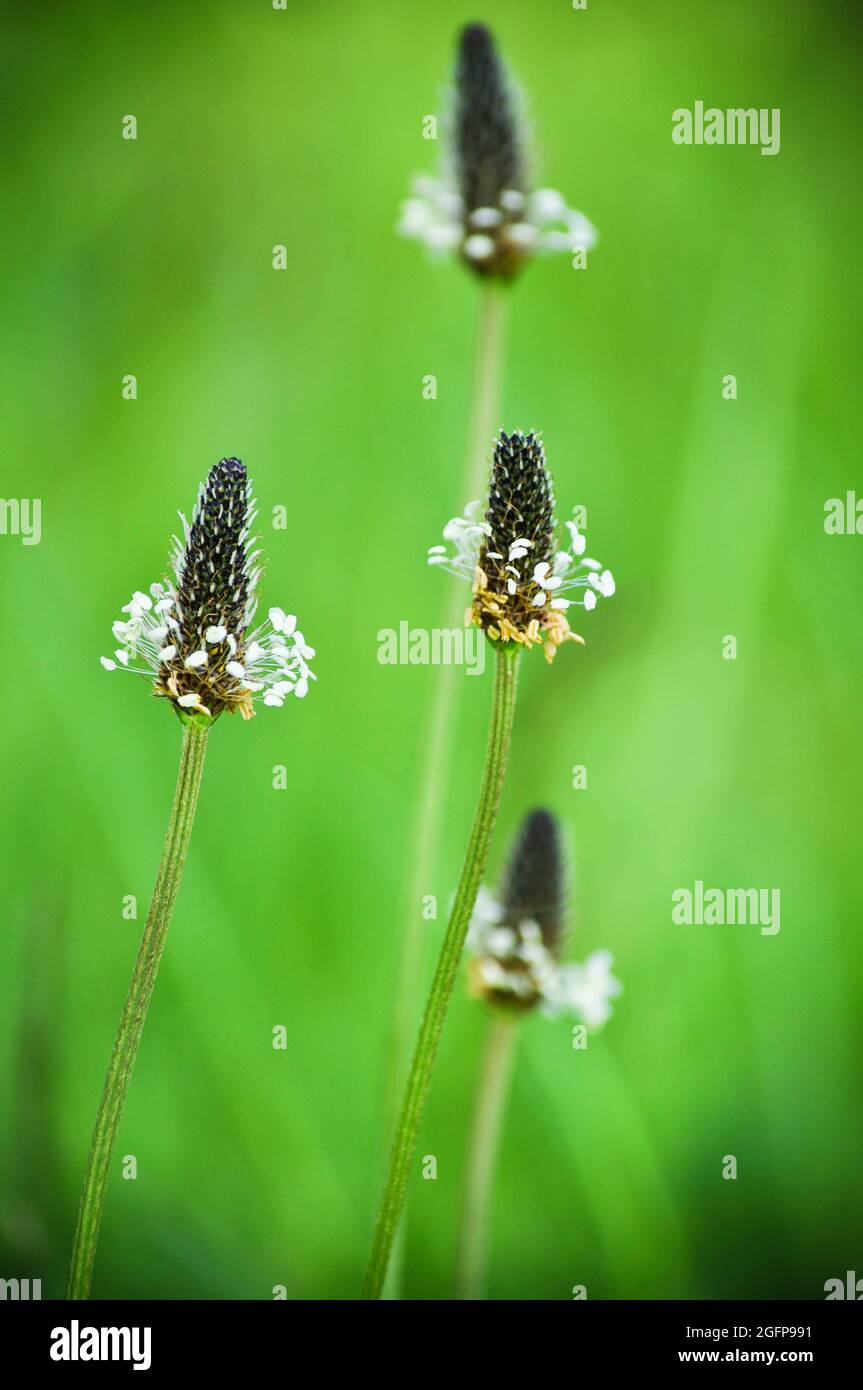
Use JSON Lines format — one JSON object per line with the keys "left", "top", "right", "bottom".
{"left": 464, "top": 283, "right": 509, "bottom": 499}
{"left": 383, "top": 282, "right": 509, "bottom": 1296}
{"left": 456, "top": 1013, "right": 518, "bottom": 1300}
{"left": 66, "top": 719, "right": 209, "bottom": 1299}
{"left": 363, "top": 644, "right": 520, "bottom": 1299}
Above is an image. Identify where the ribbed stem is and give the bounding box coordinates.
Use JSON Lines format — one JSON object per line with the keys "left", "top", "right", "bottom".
{"left": 363, "top": 644, "right": 520, "bottom": 1299}
{"left": 66, "top": 719, "right": 209, "bottom": 1299}
{"left": 383, "top": 282, "right": 509, "bottom": 1296}
{"left": 456, "top": 1013, "right": 518, "bottom": 1299}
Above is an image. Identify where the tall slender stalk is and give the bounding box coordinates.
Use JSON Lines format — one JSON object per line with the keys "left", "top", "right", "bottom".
{"left": 383, "top": 284, "right": 509, "bottom": 1296}
{"left": 456, "top": 1012, "right": 518, "bottom": 1300}
{"left": 67, "top": 719, "right": 209, "bottom": 1299}
{"left": 363, "top": 644, "right": 520, "bottom": 1300}
{"left": 464, "top": 283, "right": 509, "bottom": 499}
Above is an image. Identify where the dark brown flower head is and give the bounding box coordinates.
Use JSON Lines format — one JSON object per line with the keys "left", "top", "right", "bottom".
{"left": 501, "top": 809, "right": 565, "bottom": 957}
{"left": 399, "top": 26, "right": 598, "bottom": 278}
{"left": 453, "top": 24, "right": 532, "bottom": 279}
{"left": 428, "top": 428, "right": 615, "bottom": 660}
{"left": 482, "top": 430, "right": 555, "bottom": 580}
{"left": 468, "top": 808, "right": 568, "bottom": 1012}
{"left": 455, "top": 24, "right": 524, "bottom": 216}
{"left": 471, "top": 431, "right": 580, "bottom": 659}
{"left": 175, "top": 457, "right": 251, "bottom": 656}
{"left": 102, "top": 458, "right": 315, "bottom": 722}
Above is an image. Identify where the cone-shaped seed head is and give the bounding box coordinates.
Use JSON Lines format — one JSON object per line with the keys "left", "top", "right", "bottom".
{"left": 482, "top": 430, "right": 555, "bottom": 587}
{"left": 455, "top": 23, "right": 525, "bottom": 214}
{"left": 501, "top": 808, "right": 565, "bottom": 956}
{"left": 175, "top": 457, "right": 251, "bottom": 653}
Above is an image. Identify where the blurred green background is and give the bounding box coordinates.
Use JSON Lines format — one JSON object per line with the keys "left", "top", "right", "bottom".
{"left": 2, "top": 0, "right": 862, "bottom": 1300}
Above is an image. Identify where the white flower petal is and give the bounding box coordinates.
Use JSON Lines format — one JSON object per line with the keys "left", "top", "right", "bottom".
{"left": 507, "top": 222, "right": 537, "bottom": 248}
{"left": 122, "top": 590, "right": 153, "bottom": 614}
{"left": 424, "top": 222, "right": 462, "bottom": 252}
{"left": 500, "top": 189, "right": 525, "bottom": 213}
{"left": 469, "top": 206, "right": 503, "bottom": 229}
{"left": 397, "top": 198, "right": 431, "bottom": 236}
{"left": 487, "top": 927, "right": 517, "bottom": 957}
{"left": 268, "top": 608, "right": 297, "bottom": 636}
{"left": 530, "top": 187, "right": 567, "bottom": 222}
{"left": 463, "top": 233, "right": 496, "bottom": 262}
{"left": 566, "top": 519, "right": 587, "bottom": 556}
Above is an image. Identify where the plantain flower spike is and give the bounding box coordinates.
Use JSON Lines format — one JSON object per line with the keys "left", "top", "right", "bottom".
{"left": 398, "top": 23, "right": 597, "bottom": 279}
{"left": 429, "top": 430, "right": 614, "bottom": 661}
{"left": 467, "top": 809, "right": 622, "bottom": 1025}
{"left": 101, "top": 457, "right": 315, "bottom": 721}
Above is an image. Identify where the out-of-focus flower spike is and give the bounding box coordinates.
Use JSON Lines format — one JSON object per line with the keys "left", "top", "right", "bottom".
{"left": 397, "top": 23, "right": 597, "bottom": 279}
{"left": 467, "top": 808, "right": 621, "bottom": 1024}
{"left": 501, "top": 808, "right": 565, "bottom": 958}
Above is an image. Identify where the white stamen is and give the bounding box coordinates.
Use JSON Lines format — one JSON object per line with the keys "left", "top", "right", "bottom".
{"left": 469, "top": 206, "right": 503, "bottom": 229}
{"left": 463, "top": 233, "right": 496, "bottom": 262}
